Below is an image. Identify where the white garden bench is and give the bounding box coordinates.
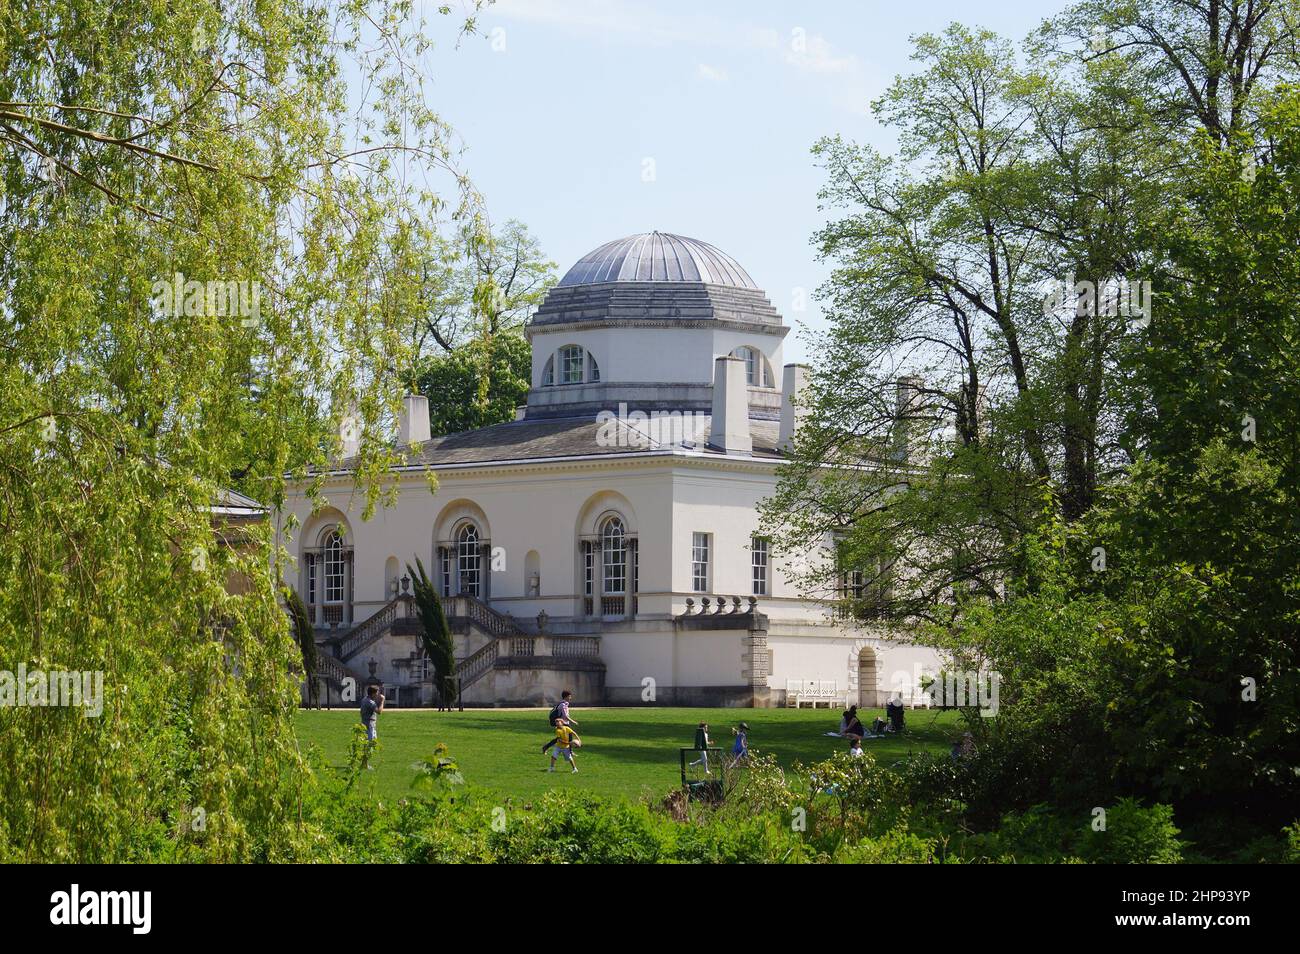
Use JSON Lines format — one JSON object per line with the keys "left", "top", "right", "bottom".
{"left": 785, "top": 679, "right": 841, "bottom": 708}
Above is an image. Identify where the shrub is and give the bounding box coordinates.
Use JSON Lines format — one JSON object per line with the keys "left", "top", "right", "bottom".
{"left": 1284, "top": 822, "right": 1300, "bottom": 863}
{"left": 836, "top": 828, "right": 942, "bottom": 864}
{"left": 1077, "top": 799, "right": 1183, "bottom": 864}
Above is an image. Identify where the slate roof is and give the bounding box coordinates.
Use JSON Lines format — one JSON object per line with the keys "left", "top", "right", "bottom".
{"left": 337, "top": 415, "right": 783, "bottom": 470}
{"left": 211, "top": 486, "right": 266, "bottom": 518}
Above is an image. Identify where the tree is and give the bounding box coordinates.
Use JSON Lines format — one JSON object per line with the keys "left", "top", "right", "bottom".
{"left": 0, "top": 0, "right": 484, "bottom": 861}
{"left": 764, "top": 23, "right": 1161, "bottom": 620}
{"left": 416, "top": 333, "right": 532, "bottom": 435}
{"left": 401, "top": 219, "right": 556, "bottom": 385}
{"left": 1092, "top": 88, "right": 1300, "bottom": 819}
{"left": 765, "top": 0, "right": 1300, "bottom": 834}
{"left": 407, "top": 558, "right": 457, "bottom": 711}
{"left": 283, "top": 585, "right": 318, "bottom": 708}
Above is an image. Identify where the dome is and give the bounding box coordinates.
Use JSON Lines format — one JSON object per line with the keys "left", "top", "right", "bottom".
{"left": 557, "top": 231, "right": 758, "bottom": 289}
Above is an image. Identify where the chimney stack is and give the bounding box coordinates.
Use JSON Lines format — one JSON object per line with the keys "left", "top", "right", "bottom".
{"left": 397, "top": 393, "right": 431, "bottom": 446}
{"left": 778, "top": 363, "right": 810, "bottom": 452}
{"left": 340, "top": 406, "right": 361, "bottom": 459}
{"left": 894, "top": 375, "right": 924, "bottom": 463}
{"left": 709, "top": 355, "right": 752, "bottom": 454}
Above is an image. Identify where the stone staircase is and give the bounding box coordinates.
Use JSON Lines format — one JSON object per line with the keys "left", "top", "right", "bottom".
{"left": 307, "top": 592, "right": 600, "bottom": 704}
{"left": 446, "top": 594, "right": 526, "bottom": 691}
{"left": 314, "top": 651, "right": 366, "bottom": 689}
{"left": 327, "top": 594, "right": 419, "bottom": 662}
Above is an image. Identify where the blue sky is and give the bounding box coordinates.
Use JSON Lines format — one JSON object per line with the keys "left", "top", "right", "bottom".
{"left": 423, "top": 1, "right": 1060, "bottom": 361}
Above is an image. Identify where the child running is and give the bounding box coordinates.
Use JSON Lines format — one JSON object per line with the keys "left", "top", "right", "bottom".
{"left": 729, "top": 721, "right": 749, "bottom": 768}
{"left": 541, "top": 690, "right": 578, "bottom": 755}
{"left": 548, "top": 719, "right": 581, "bottom": 773}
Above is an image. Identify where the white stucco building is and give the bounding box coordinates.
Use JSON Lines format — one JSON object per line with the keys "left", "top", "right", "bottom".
{"left": 281, "top": 231, "right": 942, "bottom": 707}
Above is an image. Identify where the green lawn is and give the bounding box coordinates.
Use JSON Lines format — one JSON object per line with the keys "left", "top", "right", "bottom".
{"left": 295, "top": 706, "right": 962, "bottom": 800}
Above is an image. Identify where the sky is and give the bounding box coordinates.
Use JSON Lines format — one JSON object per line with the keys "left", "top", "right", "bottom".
{"left": 418, "top": 0, "right": 1063, "bottom": 362}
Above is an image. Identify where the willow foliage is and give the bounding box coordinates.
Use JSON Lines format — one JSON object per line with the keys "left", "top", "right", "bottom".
{"left": 0, "top": 0, "right": 485, "bottom": 861}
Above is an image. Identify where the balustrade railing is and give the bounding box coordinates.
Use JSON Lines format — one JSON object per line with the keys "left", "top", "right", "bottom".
{"left": 551, "top": 636, "right": 600, "bottom": 658}
{"left": 507, "top": 636, "right": 536, "bottom": 656}
{"left": 337, "top": 596, "right": 408, "bottom": 661}
{"left": 455, "top": 639, "right": 499, "bottom": 689}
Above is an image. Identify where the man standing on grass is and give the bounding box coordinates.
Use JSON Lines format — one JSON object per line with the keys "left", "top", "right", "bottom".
{"left": 360, "top": 683, "right": 384, "bottom": 769}
{"left": 541, "top": 689, "right": 578, "bottom": 755}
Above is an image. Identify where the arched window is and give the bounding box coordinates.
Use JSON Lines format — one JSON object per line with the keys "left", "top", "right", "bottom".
{"left": 732, "top": 347, "right": 773, "bottom": 387}
{"left": 588, "top": 353, "right": 600, "bottom": 382}
{"left": 323, "top": 529, "right": 345, "bottom": 603}
{"left": 559, "top": 345, "right": 585, "bottom": 384}
{"left": 542, "top": 355, "right": 554, "bottom": 387}
{"left": 601, "top": 515, "right": 627, "bottom": 603}
{"left": 456, "top": 523, "right": 482, "bottom": 598}
{"left": 307, "top": 524, "right": 352, "bottom": 626}
{"left": 601, "top": 516, "right": 626, "bottom": 591}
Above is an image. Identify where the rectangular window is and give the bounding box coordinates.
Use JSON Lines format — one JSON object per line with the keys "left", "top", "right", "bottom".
{"left": 306, "top": 554, "right": 316, "bottom": 606}
{"left": 603, "top": 540, "right": 626, "bottom": 596}
{"left": 457, "top": 545, "right": 480, "bottom": 598}
{"left": 560, "top": 345, "right": 584, "bottom": 384}
{"left": 691, "top": 532, "right": 710, "bottom": 593}
{"left": 324, "top": 546, "right": 344, "bottom": 603}
{"left": 439, "top": 547, "right": 452, "bottom": 598}
{"left": 583, "top": 540, "right": 594, "bottom": 615}
{"left": 631, "top": 539, "right": 639, "bottom": 615}
{"left": 751, "top": 536, "right": 769, "bottom": 596}
{"left": 835, "top": 562, "right": 893, "bottom": 620}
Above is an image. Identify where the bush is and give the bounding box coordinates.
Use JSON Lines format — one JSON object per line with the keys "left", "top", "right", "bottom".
{"left": 1285, "top": 822, "right": 1300, "bottom": 863}
{"left": 837, "top": 828, "right": 943, "bottom": 864}
{"left": 1078, "top": 799, "right": 1183, "bottom": 864}
{"left": 952, "top": 799, "right": 1183, "bottom": 863}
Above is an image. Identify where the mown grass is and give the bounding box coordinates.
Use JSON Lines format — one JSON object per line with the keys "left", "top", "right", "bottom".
{"left": 296, "top": 705, "right": 961, "bottom": 800}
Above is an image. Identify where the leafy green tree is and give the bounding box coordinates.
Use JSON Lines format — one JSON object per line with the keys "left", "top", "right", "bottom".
{"left": 1093, "top": 89, "right": 1300, "bottom": 818}
{"left": 767, "top": 0, "right": 1300, "bottom": 834}
{"left": 400, "top": 219, "right": 555, "bottom": 415}
{"left": 0, "top": 0, "right": 484, "bottom": 861}
{"left": 416, "top": 332, "right": 532, "bottom": 435}
{"left": 407, "top": 558, "right": 457, "bottom": 710}
{"left": 404, "top": 220, "right": 556, "bottom": 360}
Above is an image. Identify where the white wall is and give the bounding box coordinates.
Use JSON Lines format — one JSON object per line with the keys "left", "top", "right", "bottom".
{"left": 767, "top": 629, "right": 945, "bottom": 705}
{"left": 280, "top": 455, "right": 939, "bottom": 697}
{"left": 530, "top": 327, "right": 784, "bottom": 390}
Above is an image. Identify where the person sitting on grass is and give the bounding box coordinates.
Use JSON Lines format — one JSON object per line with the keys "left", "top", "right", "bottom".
{"left": 728, "top": 722, "right": 750, "bottom": 768}
{"left": 548, "top": 719, "right": 581, "bottom": 774}
{"left": 848, "top": 737, "right": 864, "bottom": 758}
{"left": 840, "top": 705, "right": 865, "bottom": 740}
{"left": 688, "top": 721, "right": 712, "bottom": 774}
